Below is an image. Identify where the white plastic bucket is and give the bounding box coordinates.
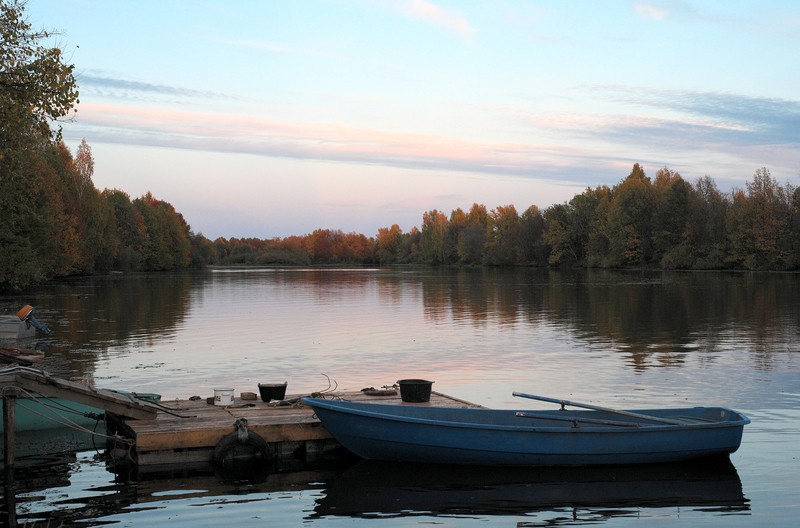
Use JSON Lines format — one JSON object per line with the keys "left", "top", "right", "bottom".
{"left": 214, "top": 388, "right": 234, "bottom": 406}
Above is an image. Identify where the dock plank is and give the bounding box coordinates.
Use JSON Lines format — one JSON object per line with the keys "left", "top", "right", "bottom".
{"left": 115, "top": 390, "right": 482, "bottom": 465}
{"left": 1, "top": 366, "right": 159, "bottom": 420}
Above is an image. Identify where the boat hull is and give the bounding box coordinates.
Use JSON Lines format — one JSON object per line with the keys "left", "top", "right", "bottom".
{"left": 0, "top": 315, "right": 35, "bottom": 340}
{"left": 302, "top": 399, "right": 749, "bottom": 467}
{"left": 0, "top": 396, "right": 103, "bottom": 433}
{"left": 0, "top": 397, "right": 106, "bottom": 460}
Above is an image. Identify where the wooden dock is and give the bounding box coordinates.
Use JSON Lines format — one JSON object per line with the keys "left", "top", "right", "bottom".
{"left": 108, "top": 390, "right": 483, "bottom": 474}
{"left": 1, "top": 366, "right": 159, "bottom": 422}
{"left": 2, "top": 366, "right": 160, "bottom": 467}
{"left": 2, "top": 367, "right": 483, "bottom": 474}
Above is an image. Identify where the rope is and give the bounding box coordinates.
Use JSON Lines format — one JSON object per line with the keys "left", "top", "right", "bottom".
{"left": 12, "top": 388, "right": 135, "bottom": 446}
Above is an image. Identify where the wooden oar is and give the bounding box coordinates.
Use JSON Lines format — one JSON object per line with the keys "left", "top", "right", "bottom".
{"left": 515, "top": 411, "right": 642, "bottom": 427}
{"left": 512, "top": 392, "right": 687, "bottom": 426}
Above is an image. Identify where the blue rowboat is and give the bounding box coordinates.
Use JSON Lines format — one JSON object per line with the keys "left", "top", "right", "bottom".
{"left": 301, "top": 395, "right": 750, "bottom": 466}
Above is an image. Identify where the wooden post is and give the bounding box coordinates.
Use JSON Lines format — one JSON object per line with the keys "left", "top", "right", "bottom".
{"left": 3, "top": 458, "right": 16, "bottom": 528}
{"left": 3, "top": 386, "right": 19, "bottom": 527}
{"left": 2, "top": 386, "right": 19, "bottom": 468}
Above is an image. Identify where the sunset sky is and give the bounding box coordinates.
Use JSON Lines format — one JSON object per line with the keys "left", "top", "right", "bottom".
{"left": 28, "top": 0, "right": 800, "bottom": 239}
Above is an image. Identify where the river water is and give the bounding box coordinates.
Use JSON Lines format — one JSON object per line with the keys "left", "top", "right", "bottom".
{"left": 1, "top": 268, "right": 798, "bottom": 526}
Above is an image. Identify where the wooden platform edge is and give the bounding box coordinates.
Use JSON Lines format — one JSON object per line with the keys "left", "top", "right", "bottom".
{"left": 0, "top": 366, "right": 158, "bottom": 420}
{"left": 107, "top": 390, "right": 484, "bottom": 469}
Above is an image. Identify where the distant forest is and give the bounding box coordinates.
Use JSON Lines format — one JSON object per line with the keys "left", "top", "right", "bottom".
{"left": 3, "top": 134, "right": 799, "bottom": 293}
{"left": 216, "top": 163, "right": 800, "bottom": 272}
{"left": 2, "top": 0, "right": 799, "bottom": 293}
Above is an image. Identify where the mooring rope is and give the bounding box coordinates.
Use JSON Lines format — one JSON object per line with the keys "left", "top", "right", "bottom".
{"left": 13, "top": 388, "right": 135, "bottom": 446}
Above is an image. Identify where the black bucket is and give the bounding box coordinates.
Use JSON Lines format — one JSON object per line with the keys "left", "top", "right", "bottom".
{"left": 397, "top": 379, "right": 433, "bottom": 403}
{"left": 258, "top": 382, "right": 287, "bottom": 402}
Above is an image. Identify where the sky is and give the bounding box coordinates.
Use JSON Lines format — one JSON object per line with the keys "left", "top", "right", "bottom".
{"left": 26, "top": 0, "right": 800, "bottom": 240}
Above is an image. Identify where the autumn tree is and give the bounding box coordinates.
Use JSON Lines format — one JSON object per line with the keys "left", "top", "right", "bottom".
{"left": 726, "top": 188, "right": 754, "bottom": 269}
{"left": 397, "top": 226, "right": 421, "bottom": 263}
{"left": 456, "top": 203, "right": 488, "bottom": 264}
{"left": 447, "top": 208, "right": 467, "bottom": 263}
{"left": 376, "top": 224, "right": 403, "bottom": 264}
{"left": 686, "top": 176, "right": 729, "bottom": 269}
{"left": 305, "top": 229, "right": 337, "bottom": 262}
{"left": 515, "top": 205, "right": 544, "bottom": 265}
{"left": 189, "top": 233, "right": 217, "bottom": 267}
{"left": 543, "top": 203, "right": 572, "bottom": 265}
{"left": 73, "top": 138, "right": 94, "bottom": 205}
{"left": 727, "top": 168, "right": 794, "bottom": 270}
{"left": 134, "top": 192, "right": 191, "bottom": 271}
{"left": 0, "top": 0, "right": 80, "bottom": 290}
{"left": 0, "top": 147, "right": 65, "bottom": 289}
{"left": 605, "top": 163, "right": 654, "bottom": 266}
{"left": 485, "top": 204, "right": 520, "bottom": 265}
{"left": 544, "top": 185, "right": 612, "bottom": 267}
{"left": 104, "top": 189, "right": 144, "bottom": 270}
{"left": 651, "top": 167, "right": 691, "bottom": 267}
{"left": 420, "top": 209, "right": 450, "bottom": 265}
{"left": 0, "top": 0, "right": 78, "bottom": 148}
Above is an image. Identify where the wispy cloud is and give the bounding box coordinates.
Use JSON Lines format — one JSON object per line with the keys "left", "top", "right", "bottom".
{"left": 400, "top": 0, "right": 475, "bottom": 38}
{"left": 510, "top": 86, "right": 800, "bottom": 184}
{"left": 72, "top": 101, "right": 594, "bottom": 183}
{"left": 600, "top": 86, "right": 800, "bottom": 145}
{"left": 78, "top": 73, "right": 237, "bottom": 101}
{"left": 633, "top": 2, "right": 669, "bottom": 21}
{"left": 69, "top": 85, "right": 800, "bottom": 193}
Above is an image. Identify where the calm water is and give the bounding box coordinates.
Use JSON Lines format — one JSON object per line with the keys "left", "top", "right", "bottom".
{"left": 2, "top": 268, "right": 799, "bottom": 526}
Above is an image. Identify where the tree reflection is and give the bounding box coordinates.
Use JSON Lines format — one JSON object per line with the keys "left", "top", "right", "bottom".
{"left": 419, "top": 268, "right": 799, "bottom": 371}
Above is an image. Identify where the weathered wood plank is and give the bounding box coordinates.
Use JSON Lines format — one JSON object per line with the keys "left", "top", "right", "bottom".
{"left": 1, "top": 367, "right": 158, "bottom": 420}
{"left": 118, "top": 390, "right": 483, "bottom": 466}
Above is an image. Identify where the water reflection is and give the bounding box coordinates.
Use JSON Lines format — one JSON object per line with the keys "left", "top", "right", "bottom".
{"left": 416, "top": 268, "right": 800, "bottom": 372}
{"left": 2, "top": 273, "right": 197, "bottom": 380}
{"left": 3, "top": 269, "right": 799, "bottom": 380}
{"left": 312, "top": 458, "right": 749, "bottom": 522}
{"left": 1, "top": 452, "right": 748, "bottom": 527}
{"left": 2, "top": 269, "right": 797, "bottom": 526}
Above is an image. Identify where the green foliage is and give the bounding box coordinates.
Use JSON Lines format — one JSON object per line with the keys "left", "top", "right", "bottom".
{"left": 3, "top": 139, "right": 799, "bottom": 292}
{"left": 1, "top": 0, "right": 79, "bottom": 151}
{"left": 134, "top": 192, "right": 192, "bottom": 271}
{"left": 0, "top": 138, "right": 204, "bottom": 291}
{"left": 0, "top": 148, "right": 52, "bottom": 289}
{"left": 125, "top": 163, "right": 800, "bottom": 274}
{"left": 485, "top": 205, "right": 520, "bottom": 265}
{"left": 651, "top": 168, "right": 691, "bottom": 266}
{"left": 375, "top": 224, "right": 403, "bottom": 264}
{"left": 1, "top": 1, "right": 796, "bottom": 282}
{"left": 606, "top": 163, "right": 654, "bottom": 266}
{"left": 420, "top": 209, "right": 450, "bottom": 265}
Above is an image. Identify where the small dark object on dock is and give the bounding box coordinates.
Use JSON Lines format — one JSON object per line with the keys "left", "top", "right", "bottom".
{"left": 361, "top": 387, "right": 398, "bottom": 396}
{"left": 397, "top": 379, "right": 433, "bottom": 402}
{"left": 258, "top": 382, "right": 287, "bottom": 402}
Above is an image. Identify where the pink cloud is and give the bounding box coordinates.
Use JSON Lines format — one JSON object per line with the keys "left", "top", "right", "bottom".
{"left": 75, "top": 101, "right": 576, "bottom": 176}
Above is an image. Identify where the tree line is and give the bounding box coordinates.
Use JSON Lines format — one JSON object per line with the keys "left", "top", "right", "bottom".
{"left": 1, "top": 1, "right": 202, "bottom": 291}
{"left": 3, "top": 0, "right": 799, "bottom": 293}
{"left": 205, "top": 163, "right": 800, "bottom": 272}
{"left": 0, "top": 138, "right": 202, "bottom": 291}
{"left": 6, "top": 139, "right": 795, "bottom": 293}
